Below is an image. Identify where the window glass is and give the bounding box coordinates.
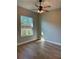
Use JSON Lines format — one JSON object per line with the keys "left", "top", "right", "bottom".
{"left": 20, "top": 16, "right": 33, "bottom": 37}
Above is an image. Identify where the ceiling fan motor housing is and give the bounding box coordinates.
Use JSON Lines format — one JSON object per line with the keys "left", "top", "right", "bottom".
{"left": 39, "top": 6, "right": 43, "bottom": 11}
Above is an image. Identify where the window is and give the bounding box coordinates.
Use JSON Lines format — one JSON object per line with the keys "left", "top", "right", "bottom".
{"left": 20, "top": 16, "right": 33, "bottom": 37}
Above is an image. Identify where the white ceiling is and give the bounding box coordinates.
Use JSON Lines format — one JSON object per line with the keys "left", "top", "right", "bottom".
{"left": 17, "top": 0, "right": 61, "bottom": 12}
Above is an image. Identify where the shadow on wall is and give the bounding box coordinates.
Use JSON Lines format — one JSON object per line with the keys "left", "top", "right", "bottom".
{"left": 40, "top": 9, "right": 61, "bottom": 45}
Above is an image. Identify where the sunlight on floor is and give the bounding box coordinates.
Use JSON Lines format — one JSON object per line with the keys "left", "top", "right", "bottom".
{"left": 41, "top": 32, "right": 45, "bottom": 41}
{"left": 41, "top": 37, "right": 45, "bottom": 41}
{"left": 40, "top": 37, "right": 45, "bottom": 47}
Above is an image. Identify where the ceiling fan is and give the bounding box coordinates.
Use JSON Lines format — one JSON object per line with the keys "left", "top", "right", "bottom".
{"left": 32, "top": 0, "right": 51, "bottom": 13}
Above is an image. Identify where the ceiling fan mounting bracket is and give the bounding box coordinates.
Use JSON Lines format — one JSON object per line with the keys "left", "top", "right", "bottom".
{"left": 39, "top": 0, "right": 42, "bottom": 2}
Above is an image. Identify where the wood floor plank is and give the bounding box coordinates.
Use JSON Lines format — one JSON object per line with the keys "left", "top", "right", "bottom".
{"left": 17, "top": 40, "right": 61, "bottom": 59}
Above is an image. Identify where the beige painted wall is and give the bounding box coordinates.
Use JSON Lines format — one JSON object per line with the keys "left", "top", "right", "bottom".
{"left": 17, "top": 6, "right": 39, "bottom": 44}
{"left": 40, "top": 9, "right": 61, "bottom": 44}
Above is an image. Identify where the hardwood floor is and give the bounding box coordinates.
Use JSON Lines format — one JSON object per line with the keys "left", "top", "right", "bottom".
{"left": 17, "top": 40, "right": 61, "bottom": 59}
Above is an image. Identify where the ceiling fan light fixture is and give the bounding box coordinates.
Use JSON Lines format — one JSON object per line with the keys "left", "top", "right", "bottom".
{"left": 38, "top": 10, "right": 44, "bottom": 13}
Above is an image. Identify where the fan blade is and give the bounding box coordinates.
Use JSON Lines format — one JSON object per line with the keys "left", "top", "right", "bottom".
{"left": 43, "top": 9, "right": 49, "bottom": 12}
{"left": 32, "top": 9, "right": 38, "bottom": 10}
{"left": 43, "top": 6, "right": 51, "bottom": 8}
{"left": 35, "top": 3, "right": 39, "bottom": 7}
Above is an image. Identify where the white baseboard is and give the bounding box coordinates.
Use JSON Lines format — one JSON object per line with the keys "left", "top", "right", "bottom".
{"left": 45, "top": 40, "right": 61, "bottom": 46}
{"left": 17, "top": 39, "right": 61, "bottom": 46}
{"left": 17, "top": 39, "right": 37, "bottom": 46}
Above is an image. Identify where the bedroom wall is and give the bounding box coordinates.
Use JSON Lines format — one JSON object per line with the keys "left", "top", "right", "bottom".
{"left": 17, "top": 6, "right": 39, "bottom": 44}
{"left": 40, "top": 9, "right": 61, "bottom": 45}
